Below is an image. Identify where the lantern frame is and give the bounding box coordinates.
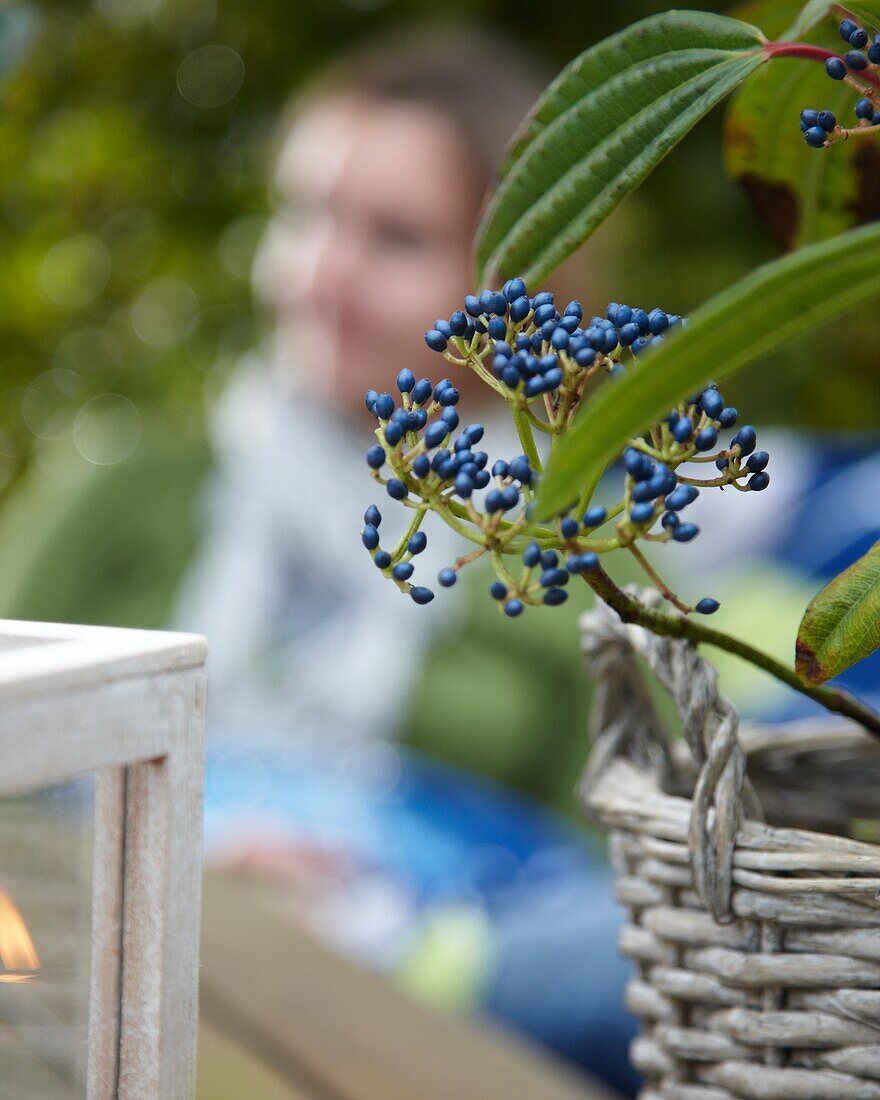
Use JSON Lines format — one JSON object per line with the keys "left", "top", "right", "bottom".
{"left": 0, "top": 619, "right": 207, "bottom": 1100}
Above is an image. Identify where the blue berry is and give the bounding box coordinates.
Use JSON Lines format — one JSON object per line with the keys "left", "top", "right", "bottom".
{"left": 840, "top": 18, "right": 858, "bottom": 41}
{"left": 672, "top": 523, "right": 699, "bottom": 542}
{"left": 412, "top": 378, "right": 433, "bottom": 405}
{"left": 448, "top": 310, "right": 468, "bottom": 336}
{"left": 523, "top": 542, "right": 541, "bottom": 568}
{"left": 695, "top": 426, "right": 718, "bottom": 451}
{"left": 474, "top": 470, "right": 490, "bottom": 490}
{"left": 384, "top": 422, "right": 403, "bottom": 446}
{"left": 718, "top": 407, "right": 738, "bottom": 428}
{"left": 364, "top": 505, "right": 382, "bottom": 527}
{"left": 850, "top": 27, "right": 869, "bottom": 48}
{"left": 746, "top": 450, "right": 769, "bottom": 472}
{"left": 826, "top": 57, "right": 847, "bottom": 79}
{"left": 425, "top": 422, "right": 448, "bottom": 449}
{"left": 661, "top": 511, "right": 679, "bottom": 530}
{"left": 846, "top": 49, "right": 867, "bottom": 70}
{"left": 464, "top": 294, "right": 481, "bottom": 317}
{"left": 533, "top": 302, "right": 556, "bottom": 326}
{"left": 733, "top": 425, "right": 756, "bottom": 455}
{"left": 485, "top": 489, "right": 504, "bottom": 513}
{"left": 510, "top": 296, "right": 531, "bottom": 322}
{"left": 748, "top": 471, "right": 770, "bottom": 491}
{"left": 665, "top": 484, "right": 699, "bottom": 511}
{"left": 375, "top": 393, "right": 394, "bottom": 420}
{"left": 568, "top": 552, "right": 598, "bottom": 573}
{"left": 551, "top": 327, "right": 570, "bottom": 350}
{"left": 489, "top": 291, "right": 507, "bottom": 315}
{"left": 504, "top": 599, "right": 524, "bottom": 617}
{"left": 564, "top": 300, "right": 583, "bottom": 320}
{"left": 362, "top": 525, "right": 380, "bottom": 550}
{"left": 509, "top": 455, "right": 533, "bottom": 484}
{"left": 408, "top": 531, "right": 427, "bottom": 555}
{"left": 441, "top": 407, "right": 459, "bottom": 429}
{"left": 673, "top": 416, "right": 693, "bottom": 443}
{"left": 558, "top": 315, "right": 579, "bottom": 334}
{"left": 434, "top": 319, "right": 452, "bottom": 339}
{"left": 543, "top": 366, "right": 564, "bottom": 389}
{"left": 411, "top": 455, "right": 429, "bottom": 479}
{"left": 715, "top": 456, "right": 729, "bottom": 471}
{"left": 618, "top": 322, "right": 640, "bottom": 346}
{"left": 870, "top": 37, "right": 880, "bottom": 63}
{"left": 410, "top": 586, "right": 434, "bottom": 605}
{"left": 532, "top": 291, "right": 554, "bottom": 308}
{"left": 366, "top": 445, "right": 385, "bottom": 469}
{"left": 502, "top": 363, "right": 521, "bottom": 390}
{"left": 490, "top": 581, "right": 507, "bottom": 600}
{"left": 696, "top": 598, "right": 720, "bottom": 615}
{"left": 800, "top": 109, "right": 819, "bottom": 129}
{"left": 582, "top": 506, "right": 607, "bottom": 527}
{"left": 560, "top": 517, "right": 579, "bottom": 538}
{"left": 424, "top": 329, "right": 447, "bottom": 352}
{"left": 365, "top": 388, "right": 379, "bottom": 414}
{"left": 648, "top": 308, "right": 668, "bottom": 335}
{"left": 541, "top": 550, "right": 559, "bottom": 569}
{"left": 501, "top": 484, "right": 520, "bottom": 510}
{"left": 817, "top": 110, "right": 837, "bottom": 132}
{"left": 856, "top": 98, "right": 874, "bottom": 120}
{"left": 454, "top": 472, "right": 474, "bottom": 499}
{"left": 541, "top": 567, "right": 569, "bottom": 588}
{"left": 438, "top": 568, "right": 457, "bottom": 588}
{"left": 575, "top": 347, "right": 597, "bottom": 367}
{"left": 393, "top": 562, "right": 414, "bottom": 581}
{"left": 439, "top": 387, "right": 460, "bottom": 407}
{"left": 543, "top": 588, "right": 568, "bottom": 606}
{"left": 623, "top": 448, "right": 652, "bottom": 480}
{"left": 374, "top": 550, "right": 392, "bottom": 569}
{"left": 630, "top": 502, "right": 655, "bottom": 525}
{"left": 387, "top": 478, "right": 407, "bottom": 500}
{"left": 504, "top": 277, "right": 527, "bottom": 302}
{"left": 488, "top": 316, "right": 507, "bottom": 341}
{"left": 702, "top": 388, "right": 725, "bottom": 418}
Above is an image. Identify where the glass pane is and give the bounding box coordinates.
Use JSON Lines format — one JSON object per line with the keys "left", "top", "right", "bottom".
{"left": 0, "top": 777, "right": 94, "bottom": 1100}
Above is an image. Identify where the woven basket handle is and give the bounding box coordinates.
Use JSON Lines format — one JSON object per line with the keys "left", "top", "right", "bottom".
{"left": 580, "top": 588, "right": 758, "bottom": 922}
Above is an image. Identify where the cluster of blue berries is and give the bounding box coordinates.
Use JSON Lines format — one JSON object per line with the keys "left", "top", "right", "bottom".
{"left": 424, "top": 278, "right": 683, "bottom": 409}
{"left": 803, "top": 19, "right": 880, "bottom": 147}
{"left": 362, "top": 280, "right": 770, "bottom": 618}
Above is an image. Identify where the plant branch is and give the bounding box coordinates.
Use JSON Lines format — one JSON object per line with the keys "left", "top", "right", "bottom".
{"left": 583, "top": 564, "right": 880, "bottom": 739}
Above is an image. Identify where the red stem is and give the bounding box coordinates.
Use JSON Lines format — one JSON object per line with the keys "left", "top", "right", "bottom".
{"left": 764, "top": 41, "right": 880, "bottom": 89}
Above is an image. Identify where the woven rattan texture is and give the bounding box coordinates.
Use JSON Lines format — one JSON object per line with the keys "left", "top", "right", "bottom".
{"left": 581, "top": 594, "right": 880, "bottom": 1100}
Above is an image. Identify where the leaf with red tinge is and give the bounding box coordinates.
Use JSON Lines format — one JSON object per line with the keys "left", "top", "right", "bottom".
{"left": 796, "top": 540, "right": 880, "bottom": 685}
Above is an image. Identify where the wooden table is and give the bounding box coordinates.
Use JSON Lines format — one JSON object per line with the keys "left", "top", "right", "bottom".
{"left": 199, "top": 871, "right": 623, "bottom": 1100}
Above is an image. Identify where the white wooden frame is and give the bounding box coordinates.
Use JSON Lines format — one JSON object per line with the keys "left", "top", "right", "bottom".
{"left": 0, "top": 620, "right": 207, "bottom": 1100}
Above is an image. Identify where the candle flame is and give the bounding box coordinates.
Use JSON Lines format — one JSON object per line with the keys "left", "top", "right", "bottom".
{"left": 0, "top": 888, "right": 40, "bottom": 983}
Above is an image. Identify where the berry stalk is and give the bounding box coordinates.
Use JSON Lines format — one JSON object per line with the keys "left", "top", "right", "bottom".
{"left": 582, "top": 564, "right": 880, "bottom": 739}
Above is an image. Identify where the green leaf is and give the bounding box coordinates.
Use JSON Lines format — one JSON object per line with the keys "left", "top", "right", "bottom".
{"left": 474, "top": 11, "right": 766, "bottom": 287}
{"left": 785, "top": 0, "right": 880, "bottom": 37}
{"left": 725, "top": 17, "right": 880, "bottom": 250}
{"left": 796, "top": 541, "right": 880, "bottom": 684}
{"left": 535, "top": 220, "right": 880, "bottom": 519}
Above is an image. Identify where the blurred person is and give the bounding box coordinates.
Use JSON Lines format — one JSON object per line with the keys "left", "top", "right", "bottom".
{"left": 177, "top": 26, "right": 640, "bottom": 1097}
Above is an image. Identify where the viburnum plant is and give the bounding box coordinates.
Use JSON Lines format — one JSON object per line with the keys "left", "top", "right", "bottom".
{"left": 360, "top": 1, "right": 880, "bottom": 736}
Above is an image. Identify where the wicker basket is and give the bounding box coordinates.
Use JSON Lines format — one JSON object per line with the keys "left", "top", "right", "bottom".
{"left": 580, "top": 592, "right": 880, "bottom": 1100}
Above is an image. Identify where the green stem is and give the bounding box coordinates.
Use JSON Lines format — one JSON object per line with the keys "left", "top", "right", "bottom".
{"left": 393, "top": 508, "right": 427, "bottom": 558}
{"left": 511, "top": 405, "right": 543, "bottom": 474}
{"left": 583, "top": 565, "right": 880, "bottom": 739}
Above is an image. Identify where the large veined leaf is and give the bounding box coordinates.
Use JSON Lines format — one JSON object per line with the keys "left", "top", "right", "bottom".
{"left": 474, "top": 12, "right": 766, "bottom": 287}
{"left": 796, "top": 541, "right": 880, "bottom": 684}
{"left": 535, "top": 220, "right": 880, "bottom": 519}
{"left": 725, "top": 14, "right": 880, "bottom": 250}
